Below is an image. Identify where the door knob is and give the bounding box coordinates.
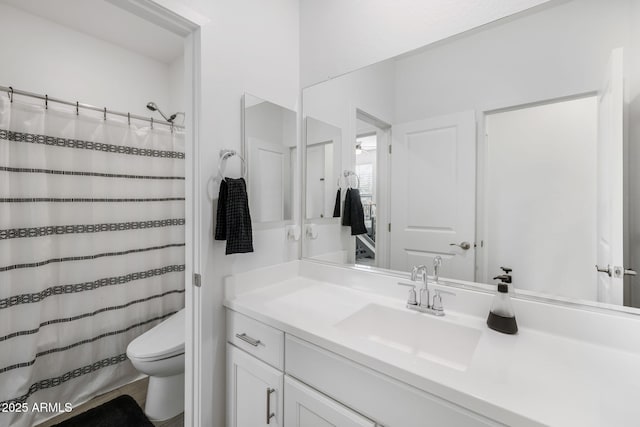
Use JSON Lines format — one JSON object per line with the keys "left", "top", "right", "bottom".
{"left": 596, "top": 264, "right": 612, "bottom": 277}
{"left": 449, "top": 241, "right": 471, "bottom": 250}
{"left": 596, "top": 265, "right": 637, "bottom": 278}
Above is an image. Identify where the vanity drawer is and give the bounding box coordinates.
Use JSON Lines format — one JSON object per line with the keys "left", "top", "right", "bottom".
{"left": 227, "top": 310, "right": 284, "bottom": 370}
{"left": 285, "top": 335, "right": 507, "bottom": 427}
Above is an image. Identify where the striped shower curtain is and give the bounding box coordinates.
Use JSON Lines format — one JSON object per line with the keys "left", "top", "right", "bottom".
{"left": 0, "top": 95, "right": 185, "bottom": 427}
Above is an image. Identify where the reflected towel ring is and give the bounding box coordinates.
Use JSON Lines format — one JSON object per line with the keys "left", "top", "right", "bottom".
{"left": 218, "top": 149, "right": 247, "bottom": 181}
{"left": 343, "top": 170, "right": 360, "bottom": 189}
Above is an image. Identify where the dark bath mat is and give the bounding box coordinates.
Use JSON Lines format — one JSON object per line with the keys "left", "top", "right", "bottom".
{"left": 52, "top": 394, "right": 154, "bottom": 427}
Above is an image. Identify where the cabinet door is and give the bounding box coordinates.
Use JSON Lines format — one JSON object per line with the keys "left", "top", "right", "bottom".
{"left": 284, "top": 376, "right": 376, "bottom": 427}
{"left": 227, "top": 344, "right": 283, "bottom": 427}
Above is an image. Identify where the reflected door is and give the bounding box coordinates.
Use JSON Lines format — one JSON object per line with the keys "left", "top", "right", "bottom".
{"left": 390, "top": 111, "right": 476, "bottom": 279}
{"left": 248, "top": 137, "right": 286, "bottom": 222}
{"left": 596, "top": 48, "right": 625, "bottom": 304}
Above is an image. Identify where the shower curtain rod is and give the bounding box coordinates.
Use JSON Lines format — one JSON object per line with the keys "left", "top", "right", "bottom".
{"left": 0, "top": 85, "right": 184, "bottom": 130}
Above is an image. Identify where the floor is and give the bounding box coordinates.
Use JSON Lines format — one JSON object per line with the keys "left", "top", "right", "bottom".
{"left": 36, "top": 377, "right": 184, "bottom": 427}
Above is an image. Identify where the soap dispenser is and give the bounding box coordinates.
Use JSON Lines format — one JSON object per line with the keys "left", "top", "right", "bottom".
{"left": 487, "top": 267, "right": 518, "bottom": 334}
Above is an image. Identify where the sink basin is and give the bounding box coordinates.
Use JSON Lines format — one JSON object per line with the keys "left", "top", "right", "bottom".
{"left": 335, "top": 304, "right": 481, "bottom": 371}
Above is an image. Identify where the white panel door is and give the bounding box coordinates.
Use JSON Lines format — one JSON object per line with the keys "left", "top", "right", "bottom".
{"left": 284, "top": 376, "right": 376, "bottom": 427}
{"left": 596, "top": 48, "right": 625, "bottom": 304}
{"left": 248, "top": 137, "right": 286, "bottom": 222}
{"left": 390, "top": 112, "right": 476, "bottom": 280}
{"left": 227, "top": 344, "right": 283, "bottom": 427}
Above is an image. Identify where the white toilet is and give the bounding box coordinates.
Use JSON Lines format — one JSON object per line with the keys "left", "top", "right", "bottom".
{"left": 127, "top": 309, "right": 185, "bottom": 421}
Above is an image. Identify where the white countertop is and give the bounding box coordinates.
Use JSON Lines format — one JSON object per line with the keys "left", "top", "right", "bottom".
{"left": 224, "top": 261, "right": 640, "bottom": 427}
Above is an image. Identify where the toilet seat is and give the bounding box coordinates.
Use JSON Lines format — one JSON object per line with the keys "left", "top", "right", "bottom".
{"left": 127, "top": 309, "right": 185, "bottom": 361}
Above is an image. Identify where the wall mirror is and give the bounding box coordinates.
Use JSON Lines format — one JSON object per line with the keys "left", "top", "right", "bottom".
{"left": 243, "top": 93, "right": 296, "bottom": 224}
{"left": 301, "top": 0, "right": 640, "bottom": 313}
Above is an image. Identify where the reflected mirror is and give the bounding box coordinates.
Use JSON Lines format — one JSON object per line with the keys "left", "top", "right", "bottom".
{"left": 243, "top": 93, "right": 296, "bottom": 223}
{"left": 301, "top": 0, "right": 640, "bottom": 312}
{"left": 305, "top": 117, "right": 342, "bottom": 220}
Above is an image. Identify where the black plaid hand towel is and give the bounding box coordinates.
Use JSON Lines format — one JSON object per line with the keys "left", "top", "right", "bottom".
{"left": 342, "top": 188, "right": 352, "bottom": 226}
{"left": 332, "top": 188, "right": 341, "bottom": 218}
{"left": 341, "top": 188, "right": 367, "bottom": 236}
{"left": 214, "top": 178, "right": 254, "bottom": 254}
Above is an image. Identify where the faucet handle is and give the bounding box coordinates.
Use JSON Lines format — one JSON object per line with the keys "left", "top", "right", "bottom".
{"left": 411, "top": 265, "right": 428, "bottom": 282}
{"left": 410, "top": 266, "right": 419, "bottom": 281}
{"left": 431, "top": 289, "right": 456, "bottom": 311}
{"left": 432, "top": 256, "right": 443, "bottom": 282}
{"left": 398, "top": 282, "right": 418, "bottom": 305}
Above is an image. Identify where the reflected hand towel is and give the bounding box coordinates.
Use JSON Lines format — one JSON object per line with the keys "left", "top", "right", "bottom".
{"left": 342, "top": 188, "right": 367, "bottom": 236}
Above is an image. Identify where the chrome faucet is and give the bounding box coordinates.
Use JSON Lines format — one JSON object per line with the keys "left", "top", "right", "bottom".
{"left": 398, "top": 261, "right": 455, "bottom": 316}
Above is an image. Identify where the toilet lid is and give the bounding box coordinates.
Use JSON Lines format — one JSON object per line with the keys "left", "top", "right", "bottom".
{"left": 127, "top": 309, "right": 185, "bottom": 361}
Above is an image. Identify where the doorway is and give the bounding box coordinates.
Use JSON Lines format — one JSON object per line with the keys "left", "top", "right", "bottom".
{"left": 0, "top": 2, "right": 204, "bottom": 426}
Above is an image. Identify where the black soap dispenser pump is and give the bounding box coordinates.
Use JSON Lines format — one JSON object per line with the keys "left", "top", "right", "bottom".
{"left": 487, "top": 267, "right": 518, "bottom": 334}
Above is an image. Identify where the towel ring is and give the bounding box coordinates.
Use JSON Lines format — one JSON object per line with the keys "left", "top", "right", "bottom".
{"left": 343, "top": 170, "right": 360, "bottom": 189}
{"left": 218, "top": 149, "right": 247, "bottom": 181}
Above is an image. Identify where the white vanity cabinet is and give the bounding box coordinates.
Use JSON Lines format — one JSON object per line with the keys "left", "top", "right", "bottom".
{"left": 227, "top": 344, "right": 283, "bottom": 427}
{"left": 227, "top": 309, "right": 501, "bottom": 427}
{"left": 226, "top": 310, "right": 285, "bottom": 427}
{"left": 284, "top": 376, "right": 376, "bottom": 427}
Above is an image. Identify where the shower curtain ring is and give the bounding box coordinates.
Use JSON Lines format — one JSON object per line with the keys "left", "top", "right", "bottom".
{"left": 45, "top": 95, "right": 48, "bottom": 109}
{"left": 8, "top": 87, "right": 13, "bottom": 103}
{"left": 103, "top": 107, "right": 107, "bottom": 121}
{"left": 76, "top": 102, "right": 79, "bottom": 116}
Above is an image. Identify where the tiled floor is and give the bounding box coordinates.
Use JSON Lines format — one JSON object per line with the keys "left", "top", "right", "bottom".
{"left": 36, "top": 377, "right": 183, "bottom": 427}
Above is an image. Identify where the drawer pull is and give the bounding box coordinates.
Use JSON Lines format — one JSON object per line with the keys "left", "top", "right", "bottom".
{"left": 235, "top": 333, "right": 261, "bottom": 347}
{"left": 266, "top": 387, "right": 275, "bottom": 424}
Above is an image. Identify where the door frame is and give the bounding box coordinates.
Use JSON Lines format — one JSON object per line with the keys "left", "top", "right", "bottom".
{"left": 355, "top": 109, "right": 391, "bottom": 269}
{"left": 109, "top": 1, "right": 207, "bottom": 426}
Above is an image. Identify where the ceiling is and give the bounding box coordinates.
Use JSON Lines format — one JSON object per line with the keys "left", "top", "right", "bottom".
{"left": 1, "top": 0, "right": 184, "bottom": 64}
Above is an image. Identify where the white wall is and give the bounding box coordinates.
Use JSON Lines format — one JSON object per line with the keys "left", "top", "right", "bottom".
{"left": 0, "top": 3, "right": 175, "bottom": 118}
{"left": 486, "top": 97, "right": 598, "bottom": 300}
{"left": 169, "top": 55, "right": 186, "bottom": 121}
{"left": 393, "top": 0, "right": 633, "bottom": 123}
{"left": 299, "top": 0, "right": 552, "bottom": 87}
{"left": 170, "top": 0, "right": 300, "bottom": 425}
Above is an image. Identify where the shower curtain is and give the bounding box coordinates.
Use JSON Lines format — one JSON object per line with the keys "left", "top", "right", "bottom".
{"left": 0, "top": 95, "right": 185, "bottom": 427}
